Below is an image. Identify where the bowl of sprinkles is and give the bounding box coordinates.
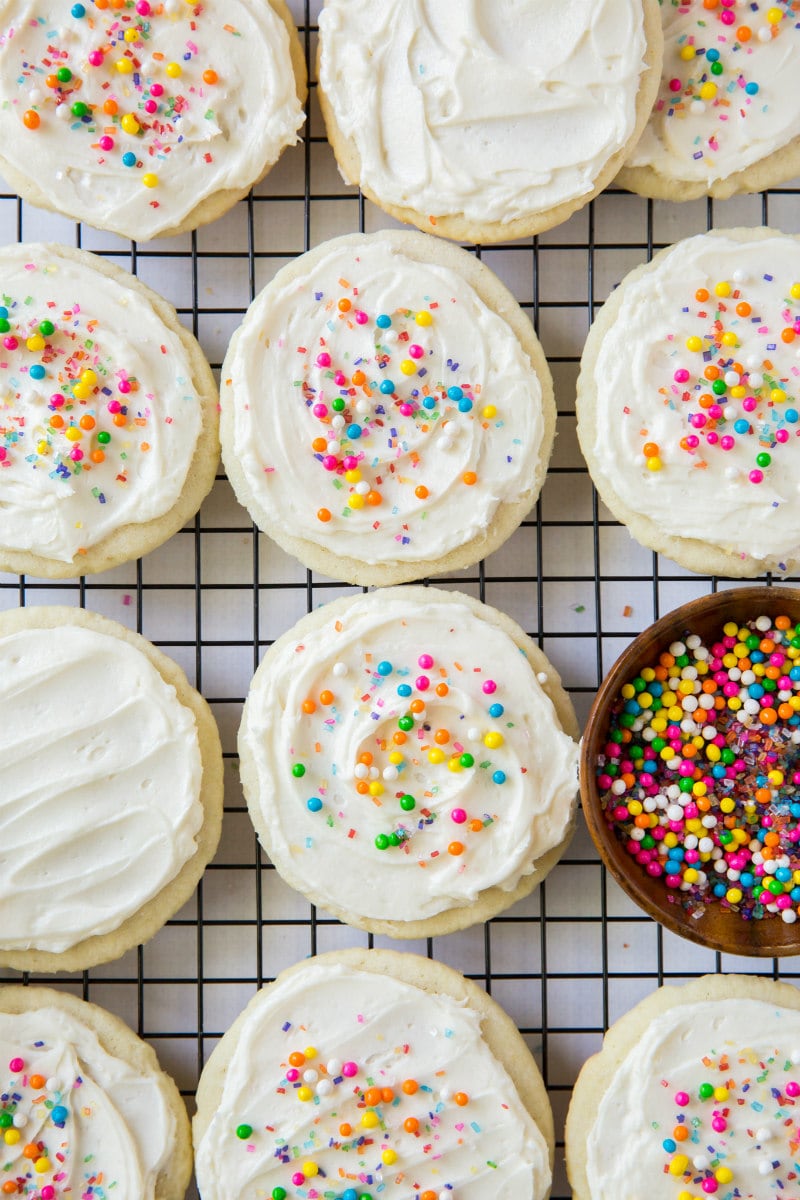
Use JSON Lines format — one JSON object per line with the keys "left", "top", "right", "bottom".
{"left": 581, "top": 586, "right": 800, "bottom": 955}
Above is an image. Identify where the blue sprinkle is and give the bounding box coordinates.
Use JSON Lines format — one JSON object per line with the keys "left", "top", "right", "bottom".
{"left": 397, "top": 683, "right": 412, "bottom": 697}
{"left": 492, "top": 770, "right": 506, "bottom": 785}
{"left": 71, "top": 2, "right": 85, "bottom": 15}
{"left": 745, "top": 81, "right": 759, "bottom": 95}
{"left": 489, "top": 703, "right": 504, "bottom": 718}
{"left": 706, "top": 48, "right": 720, "bottom": 62}
{"left": 377, "top": 660, "right": 393, "bottom": 676}
{"left": 307, "top": 797, "right": 323, "bottom": 813}
{"left": 380, "top": 380, "right": 394, "bottom": 395}
{"left": 346, "top": 423, "right": 362, "bottom": 439}
{"left": 458, "top": 398, "right": 473, "bottom": 413}
{"left": 447, "top": 385, "right": 463, "bottom": 401}
{"left": 29, "top": 364, "right": 45, "bottom": 380}
{"left": 423, "top": 396, "right": 435, "bottom": 410}
{"left": 122, "top": 152, "right": 136, "bottom": 167}
{"left": 376, "top": 314, "right": 391, "bottom": 329}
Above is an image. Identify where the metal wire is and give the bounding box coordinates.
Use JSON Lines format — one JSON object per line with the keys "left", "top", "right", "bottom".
{"left": 1, "top": 6, "right": 800, "bottom": 1196}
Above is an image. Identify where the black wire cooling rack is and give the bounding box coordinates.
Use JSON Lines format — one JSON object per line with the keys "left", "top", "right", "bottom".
{"left": 2, "top": 3, "right": 800, "bottom": 1197}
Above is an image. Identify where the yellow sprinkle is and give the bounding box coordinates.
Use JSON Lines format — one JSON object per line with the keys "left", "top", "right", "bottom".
{"left": 382, "top": 1149, "right": 398, "bottom": 1166}
{"left": 791, "top": 283, "right": 800, "bottom": 301}
{"left": 714, "top": 280, "right": 731, "bottom": 297}
{"left": 482, "top": 405, "right": 497, "bottom": 419}
{"left": 484, "top": 731, "right": 504, "bottom": 749}
{"left": 686, "top": 335, "right": 703, "bottom": 352}
{"left": 304, "top": 1046, "right": 317, "bottom": 1059}
{"left": 124, "top": 27, "right": 138, "bottom": 42}
{"left": 368, "top": 780, "right": 384, "bottom": 797}
{"left": 3, "top": 1130, "right": 20, "bottom": 1145}
{"left": 428, "top": 748, "right": 445, "bottom": 764}
{"left": 81, "top": 369, "right": 97, "bottom": 385}
{"left": 302, "top": 1163, "right": 319, "bottom": 1178}
{"left": 34, "top": 1158, "right": 51, "bottom": 1175}
{"left": 36, "top": 440, "right": 49, "bottom": 455}
{"left": 388, "top": 751, "right": 404, "bottom": 765}
{"left": 721, "top": 332, "right": 737, "bottom": 347}
{"left": 142, "top": 173, "right": 159, "bottom": 189}
{"left": 713, "top": 1086, "right": 729, "bottom": 1101}
{"left": 699, "top": 82, "right": 717, "bottom": 101}
{"left": 166, "top": 61, "right": 182, "bottom": 77}
{"left": 447, "top": 757, "right": 463, "bottom": 773}
{"left": 669, "top": 1155, "right": 689, "bottom": 1177}
{"left": 771, "top": 388, "right": 787, "bottom": 403}
{"left": 65, "top": 426, "right": 82, "bottom": 442}
{"left": 680, "top": 45, "right": 695, "bottom": 60}
{"left": 26, "top": 334, "right": 44, "bottom": 352}
{"left": 399, "top": 359, "right": 416, "bottom": 376}
{"left": 348, "top": 493, "right": 365, "bottom": 509}
{"left": 646, "top": 456, "right": 662, "bottom": 471}
{"left": 415, "top": 311, "right": 432, "bottom": 326}
{"left": 767, "top": 5, "right": 783, "bottom": 22}
{"left": 361, "top": 1111, "right": 379, "bottom": 1128}
{"left": 297, "top": 1087, "right": 313, "bottom": 1102}
{"left": 121, "top": 113, "right": 140, "bottom": 135}
{"left": 715, "top": 1168, "right": 734, "bottom": 1185}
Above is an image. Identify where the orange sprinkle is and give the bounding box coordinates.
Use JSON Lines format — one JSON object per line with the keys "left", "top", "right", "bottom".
{"left": 402, "top": 1079, "right": 419, "bottom": 1095}
{"left": 448, "top": 841, "right": 464, "bottom": 856}
{"left": 462, "top": 471, "right": 477, "bottom": 486}
{"left": 302, "top": 700, "right": 316, "bottom": 715}
{"left": 319, "top": 690, "right": 334, "bottom": 706}
{"left": 203, "top": 69, "right": 219, "bottom": 85}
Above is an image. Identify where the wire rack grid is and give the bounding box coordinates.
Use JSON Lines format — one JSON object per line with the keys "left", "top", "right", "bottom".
{"left": 2, "top": 4, "right": 800, "bottom": 1197}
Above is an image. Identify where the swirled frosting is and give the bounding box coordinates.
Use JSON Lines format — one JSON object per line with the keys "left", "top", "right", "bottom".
{"left": 224, "top": 236, "right": 547, "bottom": 568}
{"left": 627, "top": 0, "right": 800, "bottom": 186}
{"left": 0, "top": 1005, "right": 175, "bottom": 1199}
{"left": 0, "top": 243, "right": 205, "bottom": 564}
{"left": 0, "top": 623, "right": 203, "bottom": 953}
{"left": 583, "top": 231, "right": 800, "bottom": 567}
{"left": 195, "top": 960, "right": 552, "bottom": 1200}
{"left": 240, "top": 590, "right": 578, "bottom": 924}
{"left": 0, "top": 0, "right": 304, "bottom": 240}
{"left": 587, "top": 998, "right": 800, "bottom": 1200}
{"left": 318, "top": 0, "right": 648, "bottom": 224}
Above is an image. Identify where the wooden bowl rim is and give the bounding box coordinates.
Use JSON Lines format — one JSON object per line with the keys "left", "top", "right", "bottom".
{"left": 580, "top": 585, "right": 800, "bottom": 958}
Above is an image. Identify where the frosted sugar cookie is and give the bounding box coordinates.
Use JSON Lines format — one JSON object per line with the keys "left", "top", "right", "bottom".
{"left": 620, "top": 0, "right": 800, "bottom": 200}
{"left": 221, "top": 230, "right": 555, "bottom": 586}
{"left": 194, "top": 949, "right": 555, "bottom": 1200}
{"left": 238, "top": 586, "right": 579, "bottom": 937}
{"left": 0, "top": 984, "right": 191, "bottom": 1199}
{"left": 577, "top": 227, "right": 800, "bottom": 577}
{"left": 317, "top": 0, "right": 662, "bottom": 243}
{"left": 567, "top": 973, "right": 800, "bottom": 1200}
{"left": 0, "top": 242, "right": 218, "bottom": 578}
{"left": 0, "top": 0, "right": 306, "bottom": 241}
{"left": 0, "top": 605, "right": 223, "bottom": 973}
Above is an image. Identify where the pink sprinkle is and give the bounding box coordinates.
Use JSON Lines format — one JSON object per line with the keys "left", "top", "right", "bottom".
{"left": 150, "top": 83, "right": 164, "bottom": 97}
{"left": 786, "top": 1081, "right": 800, "bottom": 1097}
{"left": 742, "top": 396, "right": 757, "bottom": 412}
{"left": 482, "top": 680, "right": 497, "bottom": 694}
{"left": 312, "top": 403, "right": 327, "bottom": 418}
{"left": 355, "top": 310, "right": 368, "bottom": 325}
{"left": 418, "top": 654, "right": 434, "bottom": 669}
{"left": 50, "top": 392, "right": 65, "bottom": 407}
{"left": 334, "top": 371, "right": 346, "bottom": 386}
{"left": 415, "top": 676, "right": 430, "bottom": 691}
{"left": 88, "top": 50, "right": 103, "bottom": 67}
{"left": 8, "top": 1058, "right": 23, "bottom": 1072}
{"left": 0, "top": 448, "right": 6, "bottom": 462}
{"left": 776, "top": 428, "right": 789, "bottom": 443}
{"left": 342, "top": 456, "right": 358, "bottom": 470}
{"left": 70, "top": 446, "right": 83, "bottom": 462}
{"left": 3, "top": 337, "right": 17, "bottom": 351}
{"left": 144, "top": 99, "right": 157, "bottom": 114}
{"left": 322, "top": 455, "right": 338, "bottom": 471}
{"left": 720, "top": 9, "right": 734, "bottom": 22}
{"left": 711, "top": 1116, "right": 727, "bottom": 1132}
{"left": 675, "top": 1091, "right": 690, "bottom": 1107}
{"left": 669, "top": 78, "right": 682, "bottom": 92}
{"left": 107, "top": 399, "right": 121, "bottom": 414}
{"left": 749, "top": 469, "right": 764, "bottom": 484}
{"left": 451, "top": 808, "right": 467, "bottom": 824}
{"left": 719, "top": 436, "right": 735, "bottom": 451}
{"left": 136, "top": 0, "right": 151, "bottom": 13}
{"left": 98, "top": 135, "right": 114, "bottom": 151}
{"left": 286, "top": 1068, "right": 299, "bottom": 1082}
{"left": 316, "top": 352, "right": 331, "bottom": 368}
{"left": 342, "top": 1061, "right": 358, "bottom": 1077}
{"left": 41, "top": 1190, "right": 55, "bottom": 1200}
{"left": 292, "top": 1174, "right": 305, "bottom": 1188}
{"left": 118, "top": 379, "right": 131, "bottom": 394}
{"left": 674, "top": 368, "right": 690, "bottom": 383}
{"left": 399, "top": 403, "right": 413, "bottom": 416}
{"left": 409, "top": 344, "right": 424, "bottom": 359}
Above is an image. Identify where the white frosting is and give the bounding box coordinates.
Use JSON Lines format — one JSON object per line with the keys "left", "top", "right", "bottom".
{"left": 0, "top": 624, "right": 203, "bottom": 953}
{"left": 0, "top": 0, "right": 304, "bottom": 240}
{"left": 0, "top": 1005, "right": 175, "bottom": 1199}
{"left": 586, "top": 231, "right": 800, "bottom": 566}
{"left": 628, "top": 0, "right": 800, "bottom": 185}
{"left": 226, "top": 237, "right": 547, "bottom": 567}
{"left": 587, "top": 998, "right": 800, "bottom": 1200}
{"left": 195, "top": 960, "right": 551, "bottom": 1200}
{"left": 318, "top": 0, "right": 648, "bottom": 224}
{"left": 0, "top": 244, "right": 204, "bottom": 564}
{"left": 240, "top": 591, "right": 578, "bottom": 923}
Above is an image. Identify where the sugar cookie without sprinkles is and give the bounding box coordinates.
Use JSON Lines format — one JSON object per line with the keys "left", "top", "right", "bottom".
{"left": 577, "top": 227, "right": 800, "bottom": 577}
{"left": 0, "top": 605, "right": 223, "bottom": 974}
{"left": 238, "top": 587, "right": 579, "bottom": 938}
{"left": 0, "top": 0, "right": 306, "bottom": 241}
{"left": 221, "top": 231, "right": 555, "bottom": 586}
{"left": 620, "top": 0, "right": 800, "bottom": 200}
{"left": 317, "top": 0, "right": 663, "bottom": 243}
{"left": 0, "top": 242, "right": 218, "bottom": 578}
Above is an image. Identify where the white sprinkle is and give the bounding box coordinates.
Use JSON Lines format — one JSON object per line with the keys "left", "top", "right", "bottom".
{"left": 332, "top": 662, "right": 347, "bottom": 677}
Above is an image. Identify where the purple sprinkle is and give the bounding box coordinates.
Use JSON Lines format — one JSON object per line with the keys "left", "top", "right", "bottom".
{"left": 764, "top": 274, "right": 774, "bottom": 281}
{"left": 314, "top": 291, "right": 323, "bottom": 301}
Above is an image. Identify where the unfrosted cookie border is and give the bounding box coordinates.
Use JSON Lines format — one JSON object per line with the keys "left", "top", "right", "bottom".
{"left": 0, "top": 983, "right": 192, "bottom": 1200}
{"left": 220, "top": 229, "right": 556, "bottom": 586}
{"left": 576, "top": 225, "right": 800, "bottom": 578}
{"left": 0, "top": 605, "right": 224, "bottom": 973}
{"left": 193, "top": 947, "right": 555, "bottom": 1195}
{"left": 238, "top": 584, "right": 579, "bottom": 938}
{"left": 565, "top": 972, "right": 800, "bottom": 1200}
{"left": 0, "top": 0, "right": 307, "bottom": 241}
{"left": 0, "top": 242, "right": 220, "bottom": 579}
{"left": 316, "top": 0, "right": 663, "bottom": 244}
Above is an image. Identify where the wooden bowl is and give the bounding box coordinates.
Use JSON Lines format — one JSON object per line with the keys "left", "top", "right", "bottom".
{"left": 580, "top": 585, "right": 800, "bottom": 957}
